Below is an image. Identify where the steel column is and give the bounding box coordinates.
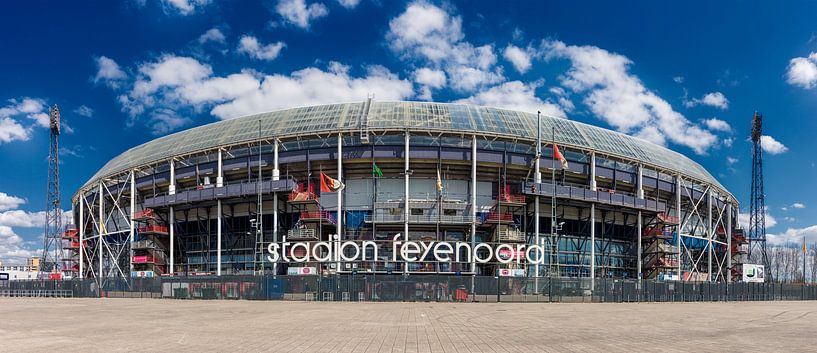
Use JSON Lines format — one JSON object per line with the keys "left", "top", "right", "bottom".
{"left": 169, "top": 206, "right": 174, "bottom": 275}
{"left": 534, "top": 113, "right": 541, "bottom": 288}
{"left": 727, "top": 200, "right": 732, "bottom": 283}
{"left": 129, "top": 171, "right": 135, "bottom": 276}
{"left": 404, "top": 131, "right": 410, "bottom": 274}
{"left": 637, "top": 164, "right": 644, "bottom": 199}
{"left": 590, "top": 203, "right": 595, "bottom": 290}
{"left": 217, "top": 149, "right": 223, "bottom": 187}
{"left": 590, "top": 152, "right": 597, "bottom": 191}
{"left": 98, "top": 182, "right": 103, "bottom": 281}
{"left": 337, "top": 133, "right": 343, "bottom": 272}
{"left": 217, "top": 199, "right": 222, "bottom": 276}
{"left": 676, "top": 174, "right": 682, "bottom": 279}
{"left": 637, "top": 211, "right": 642, "bottom": 283}
{"left": 79, "top": 196, "right": 84, "bottom": 279}
{"left": 707, "top": 188, "right": 713, "bottom": 282}
{"left": 471, "top": 134, "right": 477, "bottom": 276}
{"left": 273, "top": 139, "right": 279, "bottom": 275}
{"left": 169, "top": 159, "right": 176, "bottom": 195}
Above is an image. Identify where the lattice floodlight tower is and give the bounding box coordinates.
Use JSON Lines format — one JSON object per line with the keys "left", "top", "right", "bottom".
{"left": 41, "top": 104, "right": 64, "bottom": 276}
{"left": 749, "top": 112, "right": 768, "bottom": 269}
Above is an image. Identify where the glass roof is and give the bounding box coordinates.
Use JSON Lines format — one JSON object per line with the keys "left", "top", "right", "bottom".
{"left": 83, "top": 101, "right": 727, "bottom": 194}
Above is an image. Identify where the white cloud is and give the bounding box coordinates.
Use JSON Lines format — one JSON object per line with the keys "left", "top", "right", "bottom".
{"left": 785, "top": 52, "right": 817, "bottom": 89}
{"left": 723, "top": 137, "right": 733, "bottom": 147}
{"left": 793, "top": 202, "right": 806, "bottom": 209}
{"left": 0, "top": 192, "right": 25, "bottom": 212}
{"left": 726, "top": 156, "right": 738, "bottom": 165}
{"left": 73, "top": 105, "right": 94, "bottom": 118}
{"left": 210, "top": 63, "right": 413, "bottom": 119}
{"left": 685, "top": 92, "right": 729, "bottom": 109}
{"left": 275, "top": 0, "right": 328, "bottom": 29}
{"left": 161, "top": 0, "right": 211, "bottom": 15}
{"left": 387, "top": 1, "right": 503, "bottom": 92}
{"left": 703, "top": 117, "right": 731, "bottom": 132}
{"left": 503, "top": 45, "right": 532, "bottom": 73}
{"left": 336, "top": 0, "right": 360, "bottom": 9}
{"left": 198, "top": 28, "right": 226, "bottom": 44}
{"left": 413, "top": 68, "right": 446, "bottom": 100}
{"left": 673, "top": 76, "right": 684, "bottom": 84}
{"left": 0, "top": 118, "right": 29, "bottom": 144}
{"left": 237, "top": 35, "right": 286, "bottom": 61}
{"left": 93, "top": 56, "right": 127, "bottom": 88}
{"left": 540, "top": 40, "right": 717, "bottom": 154}
{"left": 760, "top": 135, "right": 788, "bottom": 154}
{"left": 768, "top": 224, "right": 817, "bottom": 246}
{"left": 455, "top": 80, "right": 565, "bottom": 119}
{"left": 148, "top": 109, "right": 192, "bottom": 135}
{"left": 548, "top": 87, "right": 575, "bottom": 112}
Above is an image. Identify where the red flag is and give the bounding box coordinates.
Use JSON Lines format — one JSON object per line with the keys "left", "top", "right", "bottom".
{"left": 553, "top": 144, "right": 569, "bottom": 169}
{"left": 320, "top": 172, "right": 345, "bottom": 193}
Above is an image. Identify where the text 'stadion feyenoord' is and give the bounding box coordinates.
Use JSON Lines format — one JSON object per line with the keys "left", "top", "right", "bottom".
{"left": 267, "top": 234, "right": 548, "bottom": 265}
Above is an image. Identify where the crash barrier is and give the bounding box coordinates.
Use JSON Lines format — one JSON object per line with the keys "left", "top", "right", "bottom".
{"left": 4, "top": 276, "right": 817, "bottom": 302}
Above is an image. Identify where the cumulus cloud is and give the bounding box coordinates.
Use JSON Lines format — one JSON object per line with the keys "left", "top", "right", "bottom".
{"left": 503, "top": 45, "right": 532, "bottom": 73}
{"left": 387, "top": 1, "right": 503, "bottom": 92}
{"left": 0, "top": 192, "right": 25, "bottom": 212}
{"left": 336, "top": 0, "right": 360, "bottom": 9}
{"left": 792, "top": 202, "right": 806, "bottom": 209}
{"left": 275, "top": 0, "right": 328, "bottom": 29}
{"left": 0, "top": 208, "right": 71, "bottom": 264}
{"left": 413, "top": 67, "right": 446, "bottom": 100}
{"left": 93, "top": 56, "right": 127, "bottom": 88}
{"left": 210, "top": 62, "right": 413, "bottom": 119}
{"left": 237, "top": 35, "right": 286, "bottom": 61}
{"left": 198, "top": 28, "right": 226, "bottom": 44}
{"left": 161, "top": 0, "right": 211, "bottom": 15}
{"left": 685, "top": 92, "right": 729, "bottom": 109}
{"left": 0, "top": 118, "right": 29, "bottom": 144}
{"left": 540, "top": 40, "right": 717, "bottom": 154}
{"left": 785, "top": 52, "right": 817, "bottom": 89}
{"left": 726, "top": 156, "right": 738, "bottom": 165}
{"left": 455, "top": 80, "right": 565, "bottom": 118}
{"left": 703, "top": 117, "right": 731, "bottom": 132}
{"left": 768, "top": 224, "right": 817, "bottom": 246}
{"left": 0, "top": 97, "right": 55, "bottom": 144}
{"left": 760, "top": 135, "right": 788, "bottom": 155}
{"left": 73, "top": 105, "right": 94, "bottom": 118}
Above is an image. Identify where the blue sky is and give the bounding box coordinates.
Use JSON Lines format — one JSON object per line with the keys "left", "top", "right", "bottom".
{"left": 1, "top": 0, "right": 816, "bottom": 263}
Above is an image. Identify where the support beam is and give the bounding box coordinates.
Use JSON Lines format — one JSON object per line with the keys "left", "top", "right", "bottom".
{"left": 676, "top": 174, "right": 682, "bottom": 279}
{"left": 471, "top": 134, "right": 477, "bottom": 276}
{"left": 169, "top": 206, "right": 174, "bottom": 275}
{"left": 273, "top": 139, "right": 279, "bottom": 276}
{"left": 636, "top": 164, "right": 644, "bottom": 199}
{"left": 337, "top": 133, "right": 343, "bottom": 272}
{"left": 130, "top": 171, "right": 135, "bottom": 277}
{"left": 217, "top": 200, "right": 222, "bottom": 276}
{"left": 707, "top": 188, "right": 713, "bottom": 282}
{"left": 217, "top": 149, "right": 223, "bottom": 187}
{"left": 404, "top": 131, "right": 410, "bottom": 274}
{"left": 590, "top": 203, "right": 595, "bottom": 291}
{"left": 727, "top": 200, "right": 733, "bottom": 283}
{"left": 98, "top": 182, "right": 104, "bottom": 282}
{"left": 590, "top": 152, "right": 597, "bottom": 191}
{"left": 169, "top": 159, "right": 176, "bottom": 195}
{"left": 79, "top": 195, "right": 84, "bottom": 279}
{"left": 637, "top": 211, "right": 642, "bottom": 283}
{"left": 534, "top": 113, "right": 541, "bottom": 287}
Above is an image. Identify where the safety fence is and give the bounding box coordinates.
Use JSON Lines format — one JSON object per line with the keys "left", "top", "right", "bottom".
{"left": 3, "top": 276, "right": 817, "bottom": 303}
{"left": 0, "top": 289, "right": 73, "bottom": 298}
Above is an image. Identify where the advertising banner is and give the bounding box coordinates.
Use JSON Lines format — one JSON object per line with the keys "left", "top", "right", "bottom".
{"left": 742, "top": 264, "right": 765, "bottom": 283}
{"left": 287, "top": 267, "right": 317, "bottom": 276}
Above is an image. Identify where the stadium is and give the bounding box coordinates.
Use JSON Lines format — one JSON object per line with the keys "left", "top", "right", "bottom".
{"left": 67, "top": 100, "right": 744, "bottom": 288}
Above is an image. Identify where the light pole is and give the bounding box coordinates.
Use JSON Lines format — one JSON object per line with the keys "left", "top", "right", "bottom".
{"left": 256, "top": 119, "right": 264, "bottom": 275}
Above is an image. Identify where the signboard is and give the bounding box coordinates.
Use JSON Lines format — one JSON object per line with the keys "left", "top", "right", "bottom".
{"left": 131, "top": 271, "right": 155, "bottom": 278}
{"left": 497, "top": 268, "right": 525, "bottom": 277}
{"left": 0, "top": 273, "right": 8, "bottom": 281}
{"left": 287, "top": 267, "right": 317, "bottom": 276}
{"left": 742, "top": 264, "right": 765, "bottom": 283}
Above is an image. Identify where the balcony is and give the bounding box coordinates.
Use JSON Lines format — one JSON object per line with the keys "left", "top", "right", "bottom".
{"left": 482, "top": 212, "right": 514, "bottom": 225}
{"left": 133, "top": 208, "right": 159, "bottom": 221}
{"left": 62, "top": 229, "right": 78, "bottom": 239}
{"left": 287, "top": 228, "right": 318, "bottom": 240}
{"left": 523, "top": 181, "right": 666, "bottom": 212}
{"left": 496, "top": 229, "right": 525, "bottom": 242}
{"left": 138, "top": 225, "right": 169, "bottom": 236}
{"left": 143, "top": 178, "right": 296, "bottom": 208}
{"left": 299, "top": 211, "right": 336, "bottom": 225}
{"left": 364, "top": 214, "right": 473, "bottom": 224}
{"left": 496, "top": 193, "right": 526, "bottom": 206}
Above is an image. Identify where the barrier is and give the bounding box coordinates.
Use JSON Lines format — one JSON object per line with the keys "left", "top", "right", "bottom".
{"left": 3, "top": 276, "right": 817, "bottom": 303}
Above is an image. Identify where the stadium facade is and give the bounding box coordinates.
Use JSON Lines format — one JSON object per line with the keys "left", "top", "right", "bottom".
{"left": 68, "top": 100, "right": 745, "bottom": 286}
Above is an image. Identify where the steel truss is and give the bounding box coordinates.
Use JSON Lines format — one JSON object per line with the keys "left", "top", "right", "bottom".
{"left": 677, "top": 177, "right": 730, "bottom": 282}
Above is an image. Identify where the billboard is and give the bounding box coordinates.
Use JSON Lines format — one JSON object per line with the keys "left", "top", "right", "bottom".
{"left": 742, "top": 264, "right": 765, "bottom": 283}
{"left": 287, "top": 267, "right": 317, "bottom": 276}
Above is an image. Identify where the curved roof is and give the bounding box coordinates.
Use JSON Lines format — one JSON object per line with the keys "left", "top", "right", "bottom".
{"left": 84, "top": 101, "right": 727, "bottom": 193}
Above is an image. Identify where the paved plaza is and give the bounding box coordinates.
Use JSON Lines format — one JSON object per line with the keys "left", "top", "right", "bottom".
{"left": 0, "top": 298, "right": 815, "bottom": 352}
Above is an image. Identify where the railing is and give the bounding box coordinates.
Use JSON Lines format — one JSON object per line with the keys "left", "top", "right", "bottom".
{"left": 134, "top": 208, "right": 158, "bottom": 220}
{"left": 132, "top": 255, "right": 155, "bottom": 264}
{"left": 138, "top": 225, "right": 169, "bottom": 234}
{"left": 364, "top": 214, "right": 473, "bottom": 224}
{"left": 523, "top": 181, "right": 666, "bottom": 212}
{"left": 497, "top": 194, "right": 526, "bottom": 204}
{"left": 497, "top": 229, "right": 525, "bottom": 242}
{"left": 287, "top": 228, "right": 318, "bottom": 240}
{"left": 0, "top": 290, "right": 73, "bottom": 298}
{"left": 484, "top": 212, "right": 513, "bottom": 223}
{"left": 300, "top": 211, "right": 336, "bottom": 224}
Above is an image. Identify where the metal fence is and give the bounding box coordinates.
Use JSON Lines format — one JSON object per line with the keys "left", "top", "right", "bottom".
{"left": 4, "top": 276, "right": 817, "bottom": 302}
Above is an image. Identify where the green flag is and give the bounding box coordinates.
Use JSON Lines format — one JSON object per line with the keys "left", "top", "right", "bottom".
{"left": 373, "top": 163, "right": 383, "bottom": 177}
